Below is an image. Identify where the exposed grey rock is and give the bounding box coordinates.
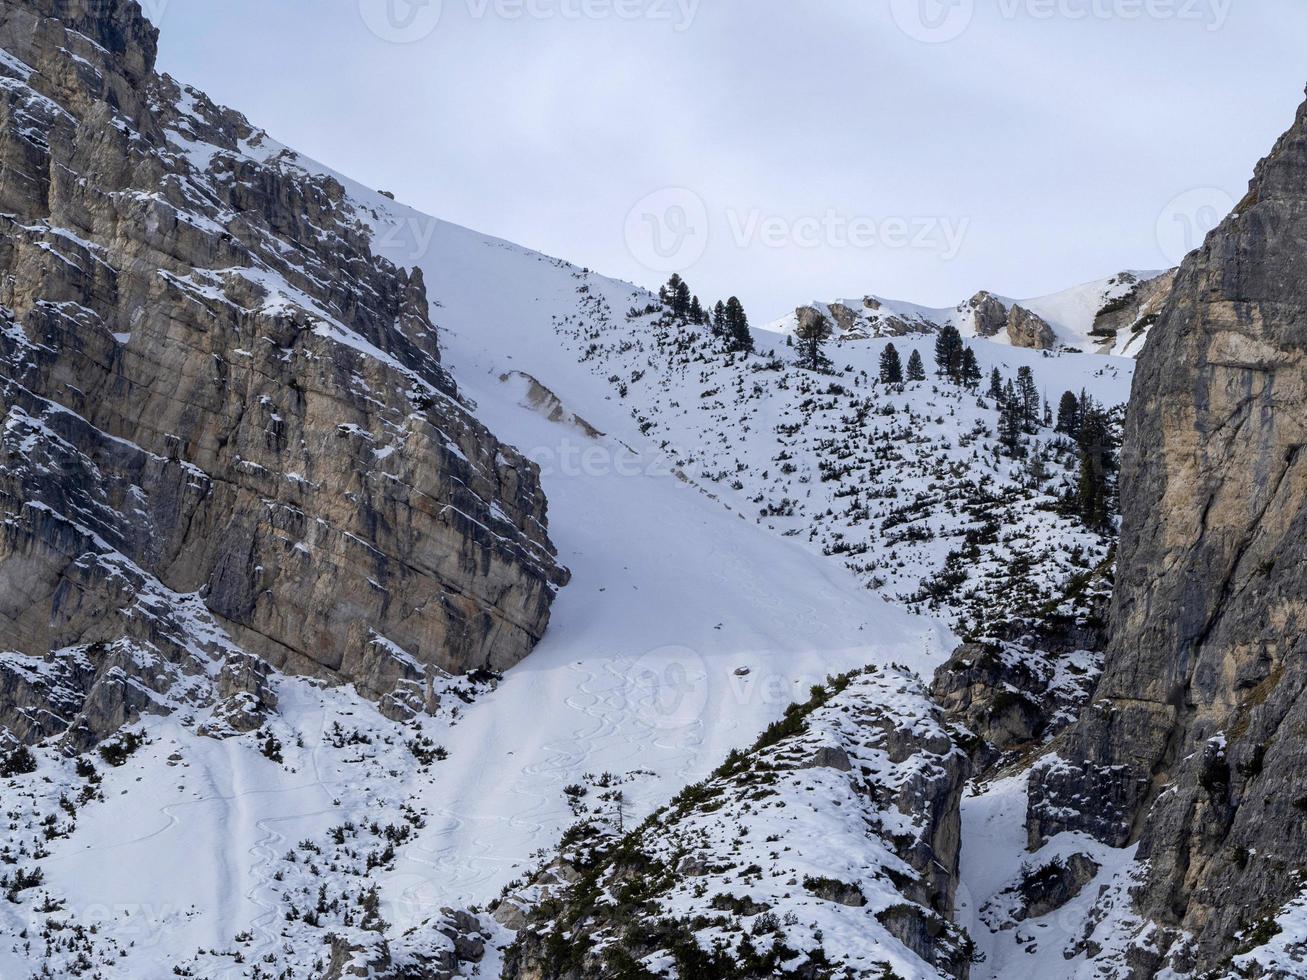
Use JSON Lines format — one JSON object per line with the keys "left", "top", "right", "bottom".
{"left": 1018, "top": 853, "right": 1101, "bottom": 920}
{"left": 795, "top": 304, "right": 830, "bottom": 338}
{"left": 1089, "top": 270, "right": 1177, "bottom": 352}
{"left": 963, "top": 290, "right": 1010, "bottom": 338}
{"left": 805, "top": 876, "right": 866, "bottom": 907}
{"left": 208, "top": 649, "right": 277, "bottom": 733}
{"left": 828, "top": 301, "right": 860, "bottom": 334}
{"left": 803, "top": 744, "right": 853, "bottom": 771}
{"left": 878, "top": 903, "right": 966, "bottom": 976}
{"left": 932, "top": 564, "right": 1111, "bottom": 768}
{"left": 500, "top": 369, "right": 604, "bottom": 439}
{"left": 0, "top": 0, "right": 568, "bottom": 744}
{"left": 323, "top": 908, "right": 489, "bottom": 980}
{"left": 1028, "top": 87, "right": 1307, "bottom": 973}
{"left": 1006, "top": 304, "right": 1057, "bottom": 350}
{"left": 976, "top": 851, "right": 1103, "bottom": 940}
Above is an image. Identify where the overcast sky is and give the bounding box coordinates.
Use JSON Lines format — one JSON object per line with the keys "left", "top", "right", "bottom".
{"left": 151, "top": 0, "right": 1306, "bottom": 321}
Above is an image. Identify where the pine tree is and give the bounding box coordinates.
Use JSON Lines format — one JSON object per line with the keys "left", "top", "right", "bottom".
{"left": 1075, "top": 405, "right": 1116, "bottom": 529}
{"left": 987, "top": 368, "right": 1004, "bottom": 402}
{"left": 960, "top": 347, "right": 982, "bottom": 388}
{"left": 673, "top": 278, "right": 691, "bottom": 317}
{"left": 1056, "top": 390, "right": 1081, "bottom": 437}
{"left": 724, "top": 297, "right": 754, "bottom": 353}
{"left": 934, "top": 325, "right": 964, "bottom": 382}
{"left": 688, "top": 295, "right": 704, "bottom": 324}
{"left": 711, "top": 301, "right": 728, "bottom": 337}
{"left": 795, "top": 311, "right": 832, "bottom": 372}
{"left": 1016, "top": 366, "right": 1041, "bottom": 431}
{"left": 906, "top": 349, "right": 927, "bottom": 382}
{"left": 662, "top": 274, "right": 692, "bottom": 317}
{"left": 879, "top": 343, "right": 903, "bottom": 384}
{"left": 999, "top": 380, "right": 1024, "bottom": 456}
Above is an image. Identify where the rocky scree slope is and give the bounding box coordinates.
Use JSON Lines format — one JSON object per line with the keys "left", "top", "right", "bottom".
{"left": 1028, "top": 87, "right": 1307, "bottom": 976}
{"left": 496, "top": 667, "right": 975, "bottom": 980}
{"left": 0, "top": 0, "right": 567, "bottom": 748}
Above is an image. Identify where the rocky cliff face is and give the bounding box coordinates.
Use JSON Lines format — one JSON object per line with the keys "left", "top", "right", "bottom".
{"left": 931, "top": 559, "right": 1112, "bottom": 768}
{"left": 1028, "top": 88, "right": 1307, "bottom": 973}
{"left": 0, "top": 0, "right": 567, "bottom": 746}
{"left": 1089, "top": 269, "right": 1177, "bottom": 354}
{"left": 963, "top": 290, "right": 1010, "bottom": 338}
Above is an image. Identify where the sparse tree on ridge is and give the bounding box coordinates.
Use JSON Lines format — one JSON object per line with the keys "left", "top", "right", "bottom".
{"left": 660, "top": 274, "right": 692, "bottom": 317}
{"left": 987, "top": 367, "right": 1004, "bottom": 402}
{"left": 688, "top": 295, "right": 704, "bottom": 325}
{"left": 711, "top": 301, "right": 728, "bottom": 337}
{"left": 999, "top": 380, "right": 1025, "bottom": 456}
{"left": 1017, "top": 366, "right": 1041, "bottom": 432}
{"left": 795, "top": 311, "right": 833, "bottom": 372}
{"left": 724, "top": 296, "right": 754, "bottom": 353}
{"left": 673, "top": 278, "right": 691, "bottom": 317}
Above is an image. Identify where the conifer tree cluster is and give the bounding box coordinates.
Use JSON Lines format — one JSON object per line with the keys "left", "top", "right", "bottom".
{"left": 988, "top": 375, "right": 1119, "bottom": 530}
{"left": 1054, "top": 389, "right": 1117, "bottom": 529}
{"left": 879, "top": 344, "right": 928, "bottom": 384}
{"left": 933, "top": 325, "right": 981, "bottom": 387}
{"left": 659, "top": 274, "right": 753, "bottom": 353}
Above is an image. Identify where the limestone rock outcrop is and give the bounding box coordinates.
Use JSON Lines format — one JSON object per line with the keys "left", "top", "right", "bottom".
{"left": 1089, "top": 269, "right": 1177, "bottom": 352}
{"left": 1028, "top": 88, "right": 1307, "bottom": 973}
{"left": 963, "top": 290, "right": 1009, "bottom": 338}
{"left": 1005, "top": 304, "right": 1057, "bottom": 350}
{"left": 0, "top": 0, "right": 567, "bottom": 744}
{"left": 931, "top": 562, "right": 1111, "bottom": 767}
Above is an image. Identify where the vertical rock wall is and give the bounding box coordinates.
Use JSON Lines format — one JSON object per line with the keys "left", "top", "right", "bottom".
{"left": 0, "top": 0, "right": 568, "bottom": 743}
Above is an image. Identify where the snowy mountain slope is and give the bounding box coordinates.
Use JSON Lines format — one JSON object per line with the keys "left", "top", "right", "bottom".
{"left": 0, "top": 81, "right": 957, "bottom": 980}
{"left": 498, "top": 667, "right": 975, "bottom": 980}
{"left": 0, "top": 12, "right": 1150, "bottom": 979}
{"left": 770, "top": 270, "right": 1172, "bottom": 355}
{"left": 545, "top": 299, "right": 1128, "bottom": 637}
{"left": 264, "top": 126, "right": 1131, "bottom": 640}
